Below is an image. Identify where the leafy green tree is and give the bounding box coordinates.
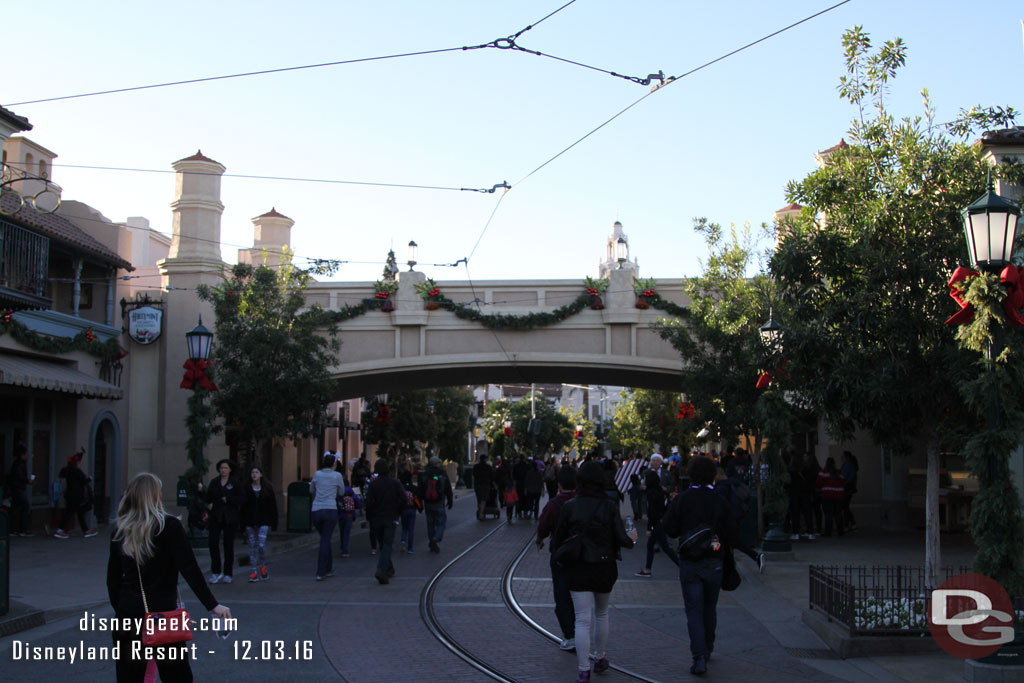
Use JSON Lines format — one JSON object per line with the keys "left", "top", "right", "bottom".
{"left": 429, "top": 386, "right": 476, "bottom": 463}
{"left": 197, "top": 257, "right": 339, "bottom": 468}
{"left": 769, "top": 26, "right": 1022, "bottom": 587}
{"left": 604, "top": 389, "right": 695, "bottom": 456}
{"left": 361, "top": 387, "right": 475, "bottom": 465}
{"left": 481, "top": 395, "right": 572, "bottom": 458}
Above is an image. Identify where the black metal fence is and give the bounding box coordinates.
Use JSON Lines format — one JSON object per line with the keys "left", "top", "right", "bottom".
{"left": 809, "top": 565, "right": 973, "bottom": 635}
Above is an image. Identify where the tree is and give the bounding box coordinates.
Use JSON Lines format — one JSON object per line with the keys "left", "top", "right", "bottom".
{"left": 604, "top": 389, "right": 697, "bottom": 456}
{"left": 480, "top": 394, "right": 573, "bottom": 458}
{"left": 360, "top": 387, "right": 476, "bottom": 465}
{"left": 197, "top": 256, "right": 339, "bottom": 467}
{"left": 769, "top": 27, "right": 1022, "bottom": 588}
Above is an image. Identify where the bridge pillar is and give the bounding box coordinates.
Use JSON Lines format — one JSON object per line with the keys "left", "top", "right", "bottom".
{"left": 393, "top": 269, "right": 428, "bottom": 326}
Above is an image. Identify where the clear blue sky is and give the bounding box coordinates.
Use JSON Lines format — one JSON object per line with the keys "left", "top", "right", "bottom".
{"left": 5, "top": 1, "right": 1023, "bottom": 285}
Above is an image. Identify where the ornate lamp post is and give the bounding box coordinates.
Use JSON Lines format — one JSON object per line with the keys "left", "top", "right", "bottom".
{"left": 757, "top": 312, "right": 792, "bottom": 553}
{"left": 407, "top": 241, "right": 418, "bottom": 271}
{"left": 614, "top": 237, "right": 628, "bottom": 269}
{"left": 180, "top": 317, "right": 216, "bottom": 544}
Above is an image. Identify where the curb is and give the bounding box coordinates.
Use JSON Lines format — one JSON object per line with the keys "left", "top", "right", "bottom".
{"left": 0, "top": 599, "right": 109, "bottom": 639}
{"left": 800, "top": 607, "right": 940, "bottom": 659}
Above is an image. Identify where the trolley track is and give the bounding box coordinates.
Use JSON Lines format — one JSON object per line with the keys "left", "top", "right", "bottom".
{"left": 420, "top": 520, "right": 660, "bottom": 683}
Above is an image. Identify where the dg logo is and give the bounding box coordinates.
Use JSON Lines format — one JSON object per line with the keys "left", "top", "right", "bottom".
{"left": 928, "top": 572, "right": 1016, "bottom": 659}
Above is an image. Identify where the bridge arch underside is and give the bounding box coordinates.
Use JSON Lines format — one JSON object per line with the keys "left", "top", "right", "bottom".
{"left": 331, "top": 355, "right": 683, "bottom": 399}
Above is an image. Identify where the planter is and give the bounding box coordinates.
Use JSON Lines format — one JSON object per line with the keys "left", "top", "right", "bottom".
{"left": 379, "top": 298, "right": 394, "bottom": 312}
{"left": 424, "top": 301, "right": 440, "bottom": 311}
{"left": 589, "top": 295, "right": 604, "bottom": 310}
{"left": 635, "top": 299, "right": 651, "bottom": 309}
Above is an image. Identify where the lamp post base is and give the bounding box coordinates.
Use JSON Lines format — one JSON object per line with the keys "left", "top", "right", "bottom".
{"left": 762, "top": 523, "right": 793, "bottom": 552}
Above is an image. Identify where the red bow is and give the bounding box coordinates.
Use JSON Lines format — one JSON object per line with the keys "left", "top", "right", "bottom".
{"left": 946, "top": 266, "right": 1024, "bottom": 327}
{"left": 504, "top": 427, "right": 514, "bottom": 437}
{"left": 677, "top": 402, "right": 695, "bottom": 419}
{"left": 756, "top": 359, "right": 788, "bottom": 389}
{"left": 376, "top": 405, "right": 391, "bottom": 423}
{"left": 180, "top": 359, "right": 218, "bottom": 391}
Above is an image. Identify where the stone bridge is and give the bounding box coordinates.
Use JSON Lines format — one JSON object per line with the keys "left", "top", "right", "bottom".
{"left": 307, "top": 269, "right": 689, "bottom": 398}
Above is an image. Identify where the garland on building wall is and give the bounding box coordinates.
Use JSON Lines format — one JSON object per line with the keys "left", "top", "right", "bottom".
{"left": 1, "top": 309, "right": 123, "bottom": 361}
{"left": 308, "top": 276, "right": 688, "bottom": 330}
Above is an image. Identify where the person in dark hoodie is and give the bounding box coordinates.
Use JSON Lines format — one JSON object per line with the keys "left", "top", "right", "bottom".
{"left": 243, "top": 465, "right": 278, "bottom": 582}
{"left": 536, "top": 465, "right": 578, "bottom": 652}
{"left": 365, "top": 458, "right": 407, "bottom": 584}
{"left": 663, "top": 455, "right": 736, "bottom": 676}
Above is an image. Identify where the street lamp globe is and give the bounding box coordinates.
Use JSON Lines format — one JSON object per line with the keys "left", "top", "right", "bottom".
{"left": 185, "top": 317, "right": 213, "bottom": 362}
{"left": 962, "top": 174, "right": 1021, "bottom": 273}
{"left": 614, "top": 237, "right": 628, "bottom": 268}
{"left": 759, "top": 316, "right": 784, "bottom": 355}
{"left": 407, "top": 240, "right": 418, "bottom": 270}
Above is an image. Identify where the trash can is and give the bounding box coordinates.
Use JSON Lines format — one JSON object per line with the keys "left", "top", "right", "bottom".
{"left": 286, "top": 482, "right": 312, "bottom": 533}
{"left": 462, "top": 465, "right": 473, "bottom": 490}
{"left": 0, "top": 510, "right": 9, "bottom": 616}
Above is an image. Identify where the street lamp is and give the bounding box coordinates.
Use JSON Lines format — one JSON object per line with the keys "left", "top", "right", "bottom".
{"left": 961, "top": 172, "right": 1021, "bottom": 273}
{"left": 759, "top": 314, "right": 784, "bottom": 357}
{"left": 614, "top": 237, "right": 628, "bottom": 269}
{"left": 756, "top": 312, "right": 791, "bottom": 553}
{"left": 185, "top": 317, "right": 213, "bottom": 362}
{"left": 407, "top": 241, "right": 418, "bottom": 271}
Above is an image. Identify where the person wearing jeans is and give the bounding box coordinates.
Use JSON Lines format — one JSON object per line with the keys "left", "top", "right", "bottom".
{"left": 418, "top": 456, "right": 453, "bottom": 553}
{"left": 662, "top": 456, "right": 736, "bottom": 676}
{"left": 309, "top": 454, "right": 344, "bottom": 580}
{"left": 365, "top": 458, "right": 406, "bottom": 584}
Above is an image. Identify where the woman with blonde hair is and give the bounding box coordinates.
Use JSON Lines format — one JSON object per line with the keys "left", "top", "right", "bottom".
{"left": 107, "top": 473, "right": 231, "bottom": 682}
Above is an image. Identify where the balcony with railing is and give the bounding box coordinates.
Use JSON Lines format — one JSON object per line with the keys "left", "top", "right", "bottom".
{"left": 0, "top": 217, "right": 51, "bottom": 310}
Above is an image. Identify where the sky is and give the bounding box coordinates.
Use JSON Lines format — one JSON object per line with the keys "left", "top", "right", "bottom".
{"left": 4, "top": 1, "right": 1023, "bottom": 287}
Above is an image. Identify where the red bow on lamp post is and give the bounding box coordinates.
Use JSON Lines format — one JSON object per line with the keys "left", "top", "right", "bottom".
{"left": 180, "top": 359, "right": 218, "bottom": 391}
{"left": 756, "top": 359, "right": 789, "bottom": 390}
{"left": 945, "top": 265, "right": 1024, "bottom": 327}
{"left": 677, "top": 402, "right": 695, "bottom": 419}
{"left": 376, "top": 404, "right": 391, "bottom": 423}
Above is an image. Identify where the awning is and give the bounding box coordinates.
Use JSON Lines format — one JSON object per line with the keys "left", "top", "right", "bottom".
{"left": 0, "top": 354, "right": 123, "bottom": 399}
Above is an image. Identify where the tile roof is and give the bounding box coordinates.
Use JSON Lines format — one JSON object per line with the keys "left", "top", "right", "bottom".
{"left": 820, "top": 138, "right": 849, "bottom": 154}
{"left": 0, "top": 193, "right": 133, "bottom": 270}
{"left": 175, "top": 149, "right": 220, "bottom": 164}
{"left": 0, "top": 105, "right": 32, "bottom": 133}
{"left": 980, "top": 127, "right": 1024, "bottom": 146}
{"left": 775, "top": 202, "right": 803, "bottom": 213}
{"left": 254, "top": 207, "right": 292, "bottom": 220}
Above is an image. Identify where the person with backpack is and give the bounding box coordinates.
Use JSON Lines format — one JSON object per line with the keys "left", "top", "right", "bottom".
{"left": 524, "top": 460, "right": 545, "bottom": 519}
{"left": 715, "top": 462, "right": 764, "bottom": 572}
{"left": 663, "top": 456, "right": 737, "bottom": 676}
{"left": 536, "top": 465, "right": 578, "bottom": 652}
{"left": 418, "top": 455, "right": 453, "bottom": 553}
{"left": 399, "top": 468, "right": 422, "bottom": 553}
{"left": 553, "top": 461, "right": 637, "bottom": 683}
{"left": 337, "top": 477, "right": 361, "bottom": 558}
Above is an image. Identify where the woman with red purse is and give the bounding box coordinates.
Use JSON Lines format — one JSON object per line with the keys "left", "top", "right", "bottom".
{"left": 107, "top": 473, "right": 232, "bottom": 682}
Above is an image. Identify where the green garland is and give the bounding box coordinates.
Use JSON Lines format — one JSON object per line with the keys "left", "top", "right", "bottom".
{"left": 1, "top": 312, "right": 122, "bottom": 361}
{"left": 646, "top": 292, "right": 690, "bottom": 318}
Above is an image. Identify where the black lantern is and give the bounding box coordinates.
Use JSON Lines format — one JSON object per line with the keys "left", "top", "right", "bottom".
{"left": 614, "top": 237, "right": 628, "bottom": 268}
{"left": 962, "top": 173, "right": 1021, "bottom": 273}
{"left": 407, "top": 240, "right": 418, "bottom": 270}
{"left": 185, "top": 317, "right": 213, "bottom": 361}
{"left": 759, "top": 315, "right": 784, "bottom": 356}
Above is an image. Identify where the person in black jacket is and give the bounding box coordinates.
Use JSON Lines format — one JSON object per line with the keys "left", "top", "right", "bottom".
{"left": 365, "top": 458, "right": 406, "bottom": 584}
{"left": 472, "top": 454, "right": 494, "bottom": 521}
{"left": 662, "top": 456, "right": 737, "bottom": 676}
{"left": 107, "top": 472, "right": 231, "bottom": 683}
{"left": 554, "top": 461, "right": 637, "bottom": 683}
{"left": 243, "top": 466, "right": 278, "bottom": 582}
{"left": 54, "top": 450, "right": 96, "bottom": 538}
{"left": 206, "top": 460, "right": 244, "bottom": 584}
{"left": 635, "top": 454, "right": 679, "bottom": 577}
{"left": 7, "top": 444, "right": 34, "bottom": 536}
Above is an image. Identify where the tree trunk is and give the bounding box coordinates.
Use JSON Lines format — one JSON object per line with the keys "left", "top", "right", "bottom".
{"left": 925, "top": 439, "right": 942, "bottom": 589}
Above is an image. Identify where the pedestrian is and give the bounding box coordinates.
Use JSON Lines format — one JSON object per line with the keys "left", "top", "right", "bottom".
{"left": 337, "top": 477, "right": 361, "bottom": 558}
{"left": 635, "top": 454, "right": 680, "bottom": 577}
{"left": 351, "top": 454, "right": 371, "bottom": 500}
{"left": 107, "top": 472, "right": 232, "bottom": 683}
{"left": 816, "top": 457, "right": 846, "bottom": 537}
{"left": 205, "top": 459, "right": 243, "bottom": 584}
{"left": 536, "top": 465, "right": 578, "bottom": 653}
{"left": 715, "top": 461, "right": 764, "bottom": 572}
{"left": 495, "top": 456, "right": 517, "bottom": 524}
{"left": 473, "top": 454, "right": 495, "bottom": 521}
{"left": 243, "top": 466, "right": 277, "bottom": 583}
{"left": 418, "top": 455, "right": 454, "bottom": 553}
{"left": 7, "top": 444, "right": 34, "bottom": 536}
{"left": 601, "top": 459, "right": 621, "bottom": 504}
{"left": 399, "top": 468, "right": 422, "bottom": 553}
{"left": 544, "top": 456, "right": 560, "bottom": 500}
{"left": 310, "top": 453, "right": 344, "bottom": 581}
{"left": 54, "top": 449, "right": 97, "bottom": 539}
{"left": 786, "top": 450, "right": 814, "bottom": 540}
{"left": 840, "top": 451, "right": 859, "bottom": 532}
{"left": 662, "top": 455, "right": 736, "bottom": 676}
{"left": 365, "top": 458, "right": 406, "bottom": 584}
{"left": 513, "top": 456, "right": 530, "bottom": 519}
{"left": 524, "top": 460, "right": 544, "bottom": 519}
{"left": 554, "top": 461, "right": 637, "bottom": 682}
{"left": 628, "top": 472, "right": 644, "bottom": 523}
{"left": 805, "top": 453, "right": 823, "bottom": 534}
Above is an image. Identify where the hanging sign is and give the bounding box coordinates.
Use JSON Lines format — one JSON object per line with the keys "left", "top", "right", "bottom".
{"left": 128, "top": 306, "right": 163, "bottom": 345}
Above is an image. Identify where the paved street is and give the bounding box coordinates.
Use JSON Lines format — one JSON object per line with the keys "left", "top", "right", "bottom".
{"left": 1, "top": 490, "right": 980, "bottom": 682}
